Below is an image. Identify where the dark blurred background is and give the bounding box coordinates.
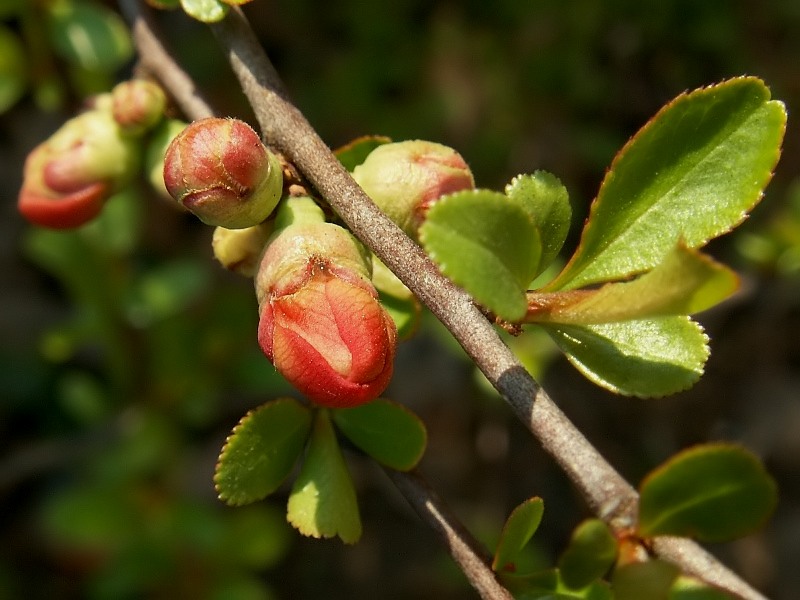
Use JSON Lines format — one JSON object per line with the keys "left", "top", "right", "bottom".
{"left": 2, "top": 0, "right": 800, "bottom": 598}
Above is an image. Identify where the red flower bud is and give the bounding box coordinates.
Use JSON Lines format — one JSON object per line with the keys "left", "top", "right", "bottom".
{"left": 163, "top": 117, "right": 283, "bottom": 229}
{"left": 255, "top": 198, "right": 397, "bottom": 407}
{"left": 352, "top": 140, "right": 474, "bottom": 238}
{"left": 111, "top": 80, "right": 167, "bottom": 136}
{"left": 18, "top": 109, "right": 139, "bottom": 229}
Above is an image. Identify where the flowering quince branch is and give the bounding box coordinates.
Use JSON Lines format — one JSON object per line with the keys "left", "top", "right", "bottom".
{"left": 120, "top": 3, "right": 766, "bottom": 599}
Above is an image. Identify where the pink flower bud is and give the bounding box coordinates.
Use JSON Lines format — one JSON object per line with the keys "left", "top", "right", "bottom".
{"left": 163, "top": 117, "right": 283, "bottom": 229}
{"left": 352, "top": 140, "right": 474, "bottom": 238}
{"left": 111, "top": 80, "right": 166, "bottom": 136}
{"left": 18, "top": 109, "right": 140, "bottom": 229}
{"left": 255, "top": 198, "right": 397, "bottom": 407}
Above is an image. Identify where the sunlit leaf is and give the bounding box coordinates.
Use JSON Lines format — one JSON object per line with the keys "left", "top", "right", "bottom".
{"left": 669, "top": 576, "right": 736, "bottom": 600}
{"left": 506, "top": 171, "right": 571, "bottom": 277}
{"left": 287, "top": 410, "right": 362, "bottom": 543}
{"left": 419, "top": 189, "right": 542, "bottom": 320}
{"left": 540, "top": 316, "right": 709, "bottom": 397}
{"left": 215, "top": 398, "right": 312, "bottom": 506}
{"left": 548, "top": 77, "right": 786, "bottom": 291}
{"left": 180, "top": 0, "right": 229, "bottom": 22}
{"left": 335, "top": 135, "right": 392, "bottom": 171}
{"left": 558, "top": 519, "right": 618, "bottom": 590}
{"left": 47, "top": 0, "right": 133, "bottom": 73}
{"left": 492, "top": 496, "right": 545, "bottom": 573}
{"left": 638, "top": 443, "right": 777, "bottom": 541}
{"left": 332, "top": 398, "right": 426, "bottom": 471}
{"left": 527, "top": 245, "right": 739, "bottom": 325}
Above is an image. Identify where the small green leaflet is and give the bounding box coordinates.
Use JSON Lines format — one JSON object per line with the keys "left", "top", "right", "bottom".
{"left": 637, "top": 443, "right": 777, "bottom": 541}
{"left": 419, "top": 189, "right": 542, "bottom": 320}
{"left": 180, "top": 0, "right": 229, "bottom": 22}
{"left": 547, "top": 77, "right": 786, "bottom": 291}
{"left": 332, "top": 398, "right": 427, "bottom": 471}
{"left": 492, "top": 496, "right": 545, "bottom": 573}
{"left": 557, "top": 519, "right": 617, "bottom": 590}
{"left": 335, "top": 135, "right": 392, "bottom": 172}
{"left": 215, "top": 398, "right": 311, "bottom": 506}
{"left": 541, "top": 316, "right": 709, "bottom": 397}
{"left": 506, "top": 171, "right": 572, "bottom": 279}
{"left": 287, "top": 410, "right": 362, "bottom": 543}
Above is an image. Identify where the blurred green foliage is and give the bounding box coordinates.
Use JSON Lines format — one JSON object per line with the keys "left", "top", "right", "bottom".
{"left": 3, "top": 0, "right": 800, "bottom": 598}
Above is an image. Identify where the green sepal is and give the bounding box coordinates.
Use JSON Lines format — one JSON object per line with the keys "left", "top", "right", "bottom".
{"left": 527, "top": 244, "right": 739, "bottom": 325}
{"left": 180, "top": 0, "right": 229, "bottom": 22}
{"left": 332, "top": 398, "right": 427, "bottom": 471}
{"left": 548, "top": 77, "right": 786, "bottom": 291}
{"left": 540, "top": 316, "right": 709, "bottom": 397}
{"left": 506, "top": 171, "right": 571, "bottom": 278}
{"left": 214, "top": 398, "right": 312, "bottom": 506}
{"left": 557, "top": 519, "right": 618, "bottom": 590}
{"left": 611, "top": 560, "right": 680, "bottom": 600}
{"left": 287, "top": 409, "right": 362, "bottom": 543}
{"left": 637, "top": 443, "right": 777, "bottom": 541}
{"left": 335, "top": 135, "right": 392, "bottom": 172}
{"left": 419, "top": 189, "right": 542, "bottom": 320}
{"left": 492, "top": 496, "right": 545, "bottom": 573}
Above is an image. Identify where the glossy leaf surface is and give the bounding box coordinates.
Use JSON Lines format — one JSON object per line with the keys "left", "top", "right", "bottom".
{"left": 548, "top": 77, "right": 786, "bottom": 291}
{"left": 419, "top": 189, "right": 541, "bottom": 320}
{"left": 558, "top": 519, "right": 618, "bottom": 590}
{"left": 527, "top": 245, "right": 738, "bottom": 325}
{"left": 541, "top": 316, "right": 709, "bottom": 397}
{"left": 180, "top": 0, "right": 229, "bottom": 22}
{"left": 215, "top": 398, "right": 311, "bottom": 506}
{"left": 638, "top": 443, "right": 777, "bottom": 541}
{"left": 492, "top": 496, "right": 545, "bottom": 573}
{"left": 287, "top": 410, "right": 362, "bottom": 543}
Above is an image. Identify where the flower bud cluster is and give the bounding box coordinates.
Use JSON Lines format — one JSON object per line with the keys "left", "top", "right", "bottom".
{"left": 254, "top": 197, "right": 397, "bottom": 408}
{"left": 17, "top": 80, "right": 168, "bottom": 229}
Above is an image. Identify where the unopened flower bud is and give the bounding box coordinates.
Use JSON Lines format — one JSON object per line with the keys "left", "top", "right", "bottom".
{"left": 18, "top": 108, "right": 140, "bottom": 229}
{"left": 212, "top": 222, "right": 272, "bottom": 277}
{"left": 163, "top": 117, "right": 283, "bottom": 229}
{"left": 111, "top": 79, "right": 166, "bottom": 136}
{"left": 352, "top": 140, "right": 474, "bottom": 238}
{"left": 255, "top": 197, "right": 397, "bottom": 408}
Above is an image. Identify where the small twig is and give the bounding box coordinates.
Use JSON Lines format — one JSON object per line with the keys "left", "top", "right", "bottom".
{"left": 124, "top": 4, "right": 767, "bottom": 599}
{"left": 386, "top": 469, "right": 513, "bottom": 600}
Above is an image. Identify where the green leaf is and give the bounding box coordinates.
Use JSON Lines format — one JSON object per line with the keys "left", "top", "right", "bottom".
{"left": 527, "top": 245, "right": 739, "bottom": 325}
{"left": 287, "top": 410, "right": 362, "bottom": 543}
{"left": 558, "top": 519, "right": 618, "bottom": 590}
{"left": 335, "top": 135, "right": 392, "bottom": 171}
{"left": 180, "top": 0, "right": 229, "bottom": 22}
{"left": 502, "top": 569, "right": 613, "bottom": 600}
{"left": 47, "top": 0, "right": 133, "bottom": 73}
{"left": 506, "top": 171, "right": 571, "bottom": 277}
{"left": 669, "top": 576, "right": 736, "bottom": 600}
{"left": 548, "top": 77, "right": 786, "bottom": 291}
{"left": 612, "top": 560, "right": 680, "bottom": 600}
{"left": 492, "top": 496, "right": 545, "bottom": 573}
{"left": 379, "top": 292, "right": 421, "bottom": 340}
{"left": 0, "top": 25, "right": 27, "bottom": 114}
{"left": 637, "top": 443, "right": 777, "bottom": 541}
{"left": 332, "top": 398, "right": 427, "bottom": 471}
{"left": 215, "top": 398, "right": 312, "bottom": 506}
{"left": 541, "top": 316, "right": 709, "bottom": 397}
{"left": 419, "top": 189, "right": 542, "bottom": 320}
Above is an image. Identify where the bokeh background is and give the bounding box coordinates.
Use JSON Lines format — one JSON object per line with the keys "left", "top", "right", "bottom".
{"left": 2, "top": 0, "right": 800, "bottom": 598}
